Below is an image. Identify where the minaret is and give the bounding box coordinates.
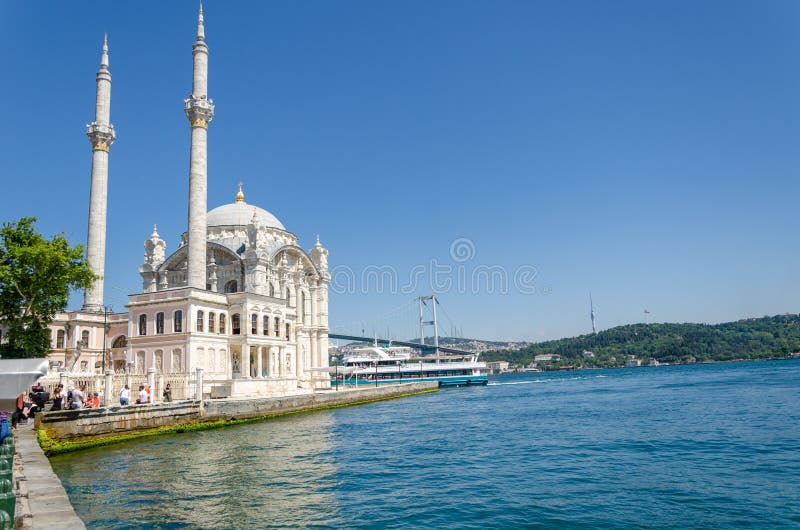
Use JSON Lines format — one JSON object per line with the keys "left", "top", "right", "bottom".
{"left": 184, "top": 3, "right": 214, "bottom": 289}
{"left": 83, "top": 34, "right": 116, "bottom": 311}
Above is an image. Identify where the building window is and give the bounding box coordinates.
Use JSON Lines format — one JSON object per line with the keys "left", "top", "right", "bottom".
{"left": 274, "top": 317, "right": 280, "bottom": 337}
{"left": 300, "top": 292, "right": 305, "bottom": 323}
{"left": 263, "top": 315, "right": 269, "bottom": 336}
{"left": 81, "top": 330, "right": 90, "bottom": 347}
{"left": 156, "top": 312, "right": 165, "bottom": 334}
{"left": 219, "top": 314, "right": 226, "bottom": 334}
{"left": 251, "top": 313, "right": 258, "bottom": 335}
{"left": 208, "top": 312, "right": 216, "bottom": 333}
{"left": 56, "top": 329, "right": 65, "bottom": 349}
{"left": 174, "top": 310, "right": 183, "bottom": 333}
{"left": 286, "top": 288, "right": 290, "bottom": 300}
{"left": 224, "top": 280, "right": 238, "bottom": 293}
{"left": 197, "top": 310, "right": 204, "bottom": 332}
{"left": 285, "top": 323, "right": 290, "bottom": 340}
{"left": 232, "top": 314, "right": 241, "bottom": 335}
{"left": 269, "top": 283, "right": 275, "bottom": 297}
{"left": 138, "top": 315, "right": 147, "bottom": 336}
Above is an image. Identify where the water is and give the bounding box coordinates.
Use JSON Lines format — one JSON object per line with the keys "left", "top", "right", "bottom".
{"left": 50, "top": 360, "right": 800, "bottom": 528}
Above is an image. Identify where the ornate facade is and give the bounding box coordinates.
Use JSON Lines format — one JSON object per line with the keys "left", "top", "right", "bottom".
{"left": 41, "top": 7, "right": 331, "bottom": 396}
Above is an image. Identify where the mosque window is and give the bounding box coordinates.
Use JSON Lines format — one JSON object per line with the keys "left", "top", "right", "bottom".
{"left": 285, "top": 323, "right": 290, "bottom": 340}
{"left": 81, "top": 330, "right": 90, "bottom": 347}
{"left": 219, "top": 314, "right": 226, "bottom": 334}
{"left": 274, "top": 317, "right": 280, "bottom": 337}
{"left": 174, "top": 310, "right": 183, "bottom": 333}
{"left": 139, "top": 315, "right": 147, "bottom": 336}
{"left": 269, "top": 283, "right": 275, "bottom": 297}
{"left": 224, "top": 280, "right": 238, "bottom": 293}
{"left": 56, "top": 329, "right": 65, "bottom": 349}
{"left": 197, "top": 310, "right": 204, "bottom": 332}
{"left": 251, "top": 314, "right": 258, "bottom": 335}
{"left": 263, "top": 315, "right": 269, "bottom": 335}
{"left": 156, "top": 312, "right": 165, "bottom": 334}
{"left": 299, "top": 293, "right": 305, "bottom": 323}
{"left": 232, "top": 314, "right": 241, "bottom": 335}
{"left": 286, "top": 288, "right": 290, "bottom": 301}
{"left": 208, "top": 312, "right": 216, "bottom": 333}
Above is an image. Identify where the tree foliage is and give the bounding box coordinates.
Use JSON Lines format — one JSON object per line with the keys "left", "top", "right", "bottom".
{"left": 485, "top": 314, "right": 800, "bottom": 368}
{"left": 0, "top": 217, "right": 96, "bottom": 358}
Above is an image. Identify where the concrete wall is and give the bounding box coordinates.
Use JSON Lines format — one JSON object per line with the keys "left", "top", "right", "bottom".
{"left": 36, "top": 382, "right": 437, "bottom": 443}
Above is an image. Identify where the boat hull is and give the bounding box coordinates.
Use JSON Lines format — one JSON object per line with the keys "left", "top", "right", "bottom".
{"left": 334, "top": 374, "right": 488, "bottom": 388}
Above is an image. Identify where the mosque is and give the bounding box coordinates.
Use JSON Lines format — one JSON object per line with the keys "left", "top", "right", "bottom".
{"left": 43, "top": 7, "right": 332, "bottom": 396}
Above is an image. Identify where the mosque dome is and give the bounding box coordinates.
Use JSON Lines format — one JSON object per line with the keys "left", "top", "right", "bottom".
{"left": 206, "top": 184, "right": 285, "bottom": 230}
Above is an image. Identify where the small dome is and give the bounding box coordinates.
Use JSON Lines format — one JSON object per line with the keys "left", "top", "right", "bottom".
{"left": 207, "top": 201, "right": 285, "bottom": 230}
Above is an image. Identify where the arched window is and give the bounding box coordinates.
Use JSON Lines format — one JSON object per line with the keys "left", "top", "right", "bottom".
{"left": 56, "top": 329, "right": 65, "bottom": 349}
{"left": 262, "top": 315, "right": 269, "bottom": 336}
{"left": 251, "top": 313, "right": 258, "bottom": 335}
{"left": 274, "top": 317, "right": 280, "bottom": 337}
{"left": 285, "top": 322, "right": 291, "bottom": 340}
{"left": 224, "top": 280, "right": 238, "bottom": 293}
{"left": 219, "top": 314, "right": 226, "bottom": 334}
{"left": 112, "top": 335, "right": 127, "bottom": 348}
{"left": 286, "top": 288, "right": 290, "bottom": 300}
{"left": 174, "top": 310, "right": 183, "bottom": 333}
{"left": 156, "top": 312, "right": 165, "bottom": 334}
{"left": 197, "top": 310, "right": 204, "bottom": 332}
{"left": 232, "top": 314, "right": 241, "bottom": 335}
{"left": 81, "top": 330, "right": 90, "bottom": 347}
{"left": 139, "top": 315, "right": 147, "bottom": 336}
{"left": 269, "top": 283, "right": 275, "bottom": 297}
{"left": 209, "top": 312, "right": 216, "bottom": 333}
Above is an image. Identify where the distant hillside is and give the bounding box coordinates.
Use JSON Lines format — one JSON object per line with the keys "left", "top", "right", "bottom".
{"left": 484, "top": 314, "right": 800, "bottom": 368}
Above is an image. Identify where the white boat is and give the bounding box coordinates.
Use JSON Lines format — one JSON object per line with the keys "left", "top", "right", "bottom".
{"left": 334, "top": 346, "right": 488, "bottom": 387}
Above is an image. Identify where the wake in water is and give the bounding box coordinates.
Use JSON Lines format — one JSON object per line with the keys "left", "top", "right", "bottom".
{"left": 488, "top": 374, "right": 608, "bottom": 386}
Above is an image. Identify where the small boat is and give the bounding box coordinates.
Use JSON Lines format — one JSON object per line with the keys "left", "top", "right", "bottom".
{"left": 334, "top": 346, "right": 488, "bottom": 387}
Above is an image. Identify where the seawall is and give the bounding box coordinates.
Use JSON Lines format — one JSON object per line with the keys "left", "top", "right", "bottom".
{"left": 35, "top": 382, "right": 438, "bottom": 454}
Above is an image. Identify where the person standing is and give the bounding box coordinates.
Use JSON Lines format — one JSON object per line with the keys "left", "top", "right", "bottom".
{"left": 137, "top": 385, "right": 148, "bottom": 405}
{"left": 70, "top": 386, "right": 85, "bottom": 409}
{"left": 119, "top": 385, "right": 130, "bottom": 406}
{"left": 162, "top": 383, "right": 172, "bottom": 402}
{"left": 50, "top": 385, "right": 63, "bottom": 411}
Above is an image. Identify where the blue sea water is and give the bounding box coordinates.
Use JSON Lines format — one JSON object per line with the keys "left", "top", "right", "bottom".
{"left": 50, "top": 360, "right": 800, "bottom": 529}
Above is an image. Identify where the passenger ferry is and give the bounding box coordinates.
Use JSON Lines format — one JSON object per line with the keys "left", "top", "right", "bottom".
{"left": 334, "top": 346, "right": 488, "bottom": 387}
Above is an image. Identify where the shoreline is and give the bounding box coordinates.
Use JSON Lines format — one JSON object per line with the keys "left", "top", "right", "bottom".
{"left": 36, "top": 382, "right": 438, "bottom": 456}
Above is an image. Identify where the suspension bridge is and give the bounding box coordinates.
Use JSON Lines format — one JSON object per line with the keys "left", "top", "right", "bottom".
{"left": 328, "top": 295, "right": 475, "bottom": 356}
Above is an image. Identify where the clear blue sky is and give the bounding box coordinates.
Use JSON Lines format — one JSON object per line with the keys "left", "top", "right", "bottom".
{"left": 1, "top": 1, "right": 798, "bottom": 342}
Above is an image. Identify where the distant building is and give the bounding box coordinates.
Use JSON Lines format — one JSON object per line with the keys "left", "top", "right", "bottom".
{"left": 534, "top": 354, "right": 560, "bottom": 363}
{"left": 486, "top": 361, "right": 509, "bottom": 374}
{"left": 582, "top": 350, "right": 595, "bottom": 358}
{"left": 625, "top": 358, "right": 642, "bottom": 367}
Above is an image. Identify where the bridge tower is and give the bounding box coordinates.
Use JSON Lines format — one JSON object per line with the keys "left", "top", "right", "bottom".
{"left": 417, "top": 294, "right": 440, "bottom": 356}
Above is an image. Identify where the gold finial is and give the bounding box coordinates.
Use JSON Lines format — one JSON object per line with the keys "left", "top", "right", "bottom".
{"left": 236, "top": 182, "right": 244, "bottom": 203}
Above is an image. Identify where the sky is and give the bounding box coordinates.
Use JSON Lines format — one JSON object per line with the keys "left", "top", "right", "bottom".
{"left": 1, "top": 1, "right": 798, "bottom": 342}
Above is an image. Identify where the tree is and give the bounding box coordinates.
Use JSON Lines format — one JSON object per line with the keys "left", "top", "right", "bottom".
{"left": 0, "top": 217, "right": 96, "bottom": 358}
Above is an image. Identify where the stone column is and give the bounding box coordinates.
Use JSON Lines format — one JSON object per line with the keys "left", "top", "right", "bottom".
{"left": 59, "top": 371, "right": 69, "bottom": 392}
{"left": 240, "top": 346, "right": 249, "bottom": 379}
{"left": 103, "top": 369, "right": 113, "bottom": 407}
{"left": 147, "top": 367, "right": 156, "bottom": 403}
{"left": 195, "top": 367, "right": 204, "bottom": 401}
{"left": 257, "top": 346, "right": 263, "bottom": 378}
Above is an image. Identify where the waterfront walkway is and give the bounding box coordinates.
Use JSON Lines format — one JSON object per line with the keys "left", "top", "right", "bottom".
{"left": 12, "top": 423, "right": 86, "bottom": 529}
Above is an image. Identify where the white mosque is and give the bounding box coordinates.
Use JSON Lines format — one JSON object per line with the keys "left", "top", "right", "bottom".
{"left": 43, "top": 7, "right": 332, "bottom": 396}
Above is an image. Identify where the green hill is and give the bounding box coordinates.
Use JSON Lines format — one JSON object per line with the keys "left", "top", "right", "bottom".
{"left": 484, "top": 314, "right": 800, "bottom": 368}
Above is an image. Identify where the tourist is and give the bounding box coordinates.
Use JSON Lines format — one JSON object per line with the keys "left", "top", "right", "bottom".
{"left": 145, "top": 385, "right": 152, "bottom": 403}
{"left": 50, "top": 385, "right": 63, "bottom": 411}
{"left": 163, "top": 383, "right": 172, "bottom": 402}
{"left": 136, "top": 385, "right": 147, "bottom": 404}
{"left": 69, "top": 386, "right": 85, "bottom": 409}
{"left": 90, "top": 392, "right": 100, "bottom": 408}
{"left": 120, "top": 385, "right": 130, "bottom": 406}
{"left": 11, "top": 393, "right": 26, "bottom": 428}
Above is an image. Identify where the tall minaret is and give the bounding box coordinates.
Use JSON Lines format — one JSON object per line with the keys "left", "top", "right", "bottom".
{"left": 83, "top": 34, "right": 116, "bottom": 311}
{"left": 184, "top": 3, "right": 214, "bottom": 289}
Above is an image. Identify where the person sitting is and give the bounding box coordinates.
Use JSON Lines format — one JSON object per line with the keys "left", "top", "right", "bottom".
{"left": 88, "top": 392, "right": 100, "bottom": 408}
{"left": 50, "top": 385, "right": 64, "bottom": 411}
{"left": 69, "top": 386, "right": 85, "bottom": 409}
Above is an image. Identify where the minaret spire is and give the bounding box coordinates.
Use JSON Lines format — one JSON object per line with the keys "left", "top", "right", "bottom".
{"left": 184, "top": 5, "right": 214, "bottom": 289}
{"left": 83, "top": 35, "right": 116, "bottom": 311}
